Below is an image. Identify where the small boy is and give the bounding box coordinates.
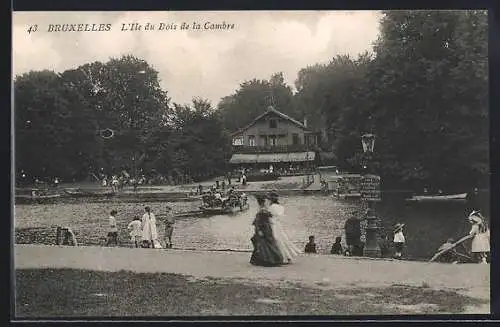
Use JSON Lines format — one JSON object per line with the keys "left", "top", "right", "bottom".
{"left": 163, "top": 206, "right": 175, "bottom": 249}
{"left": 330, "top": 236, "right": 343, "bottom": 255}
{"left": 393, "top": 223, "right": 406, "bottom": 259}
{"left": 127, "top": 216, "right": 142, "bottom": 248}
{"left": 106, "top": 210, "right": 119, "bottom": 246}
{"left": 304, "top": 235, "right": 317, "bottom": 254}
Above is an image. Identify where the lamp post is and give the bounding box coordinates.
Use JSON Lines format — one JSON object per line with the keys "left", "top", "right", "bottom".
{"left": 360, "top": 133, "right": 381, "bottom": 258}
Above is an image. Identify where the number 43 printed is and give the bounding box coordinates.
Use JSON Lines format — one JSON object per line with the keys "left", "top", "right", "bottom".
{"left": 27, "top": 25, "right": 38, "bottom": 34}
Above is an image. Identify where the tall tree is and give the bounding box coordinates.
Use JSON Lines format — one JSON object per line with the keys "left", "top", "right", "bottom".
{"left": 218, "top": 73, "right": 297, "bottom": 132}
{"left": 362, "top": 10, "right": 488, "bottom": 190}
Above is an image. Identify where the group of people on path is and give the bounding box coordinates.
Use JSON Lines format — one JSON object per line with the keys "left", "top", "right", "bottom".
{"left": 106, "top": 205, "right": 175, "bottom": 249}
{"left": 250, "top": 191, "right": 302, "bottom": 267}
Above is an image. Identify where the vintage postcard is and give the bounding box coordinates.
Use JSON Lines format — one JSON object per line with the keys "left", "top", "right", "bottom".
{"left": 12, "top": 10, "right": 490, "bottom": 318}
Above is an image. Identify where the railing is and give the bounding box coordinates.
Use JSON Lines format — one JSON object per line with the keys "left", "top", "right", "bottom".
{"left": 232, "top": 144, "right": 316, "bottom": 154}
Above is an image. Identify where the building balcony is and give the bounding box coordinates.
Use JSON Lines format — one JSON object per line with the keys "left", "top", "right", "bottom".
{"left": 232, "top": 144, "right": 317, "bottom": 154}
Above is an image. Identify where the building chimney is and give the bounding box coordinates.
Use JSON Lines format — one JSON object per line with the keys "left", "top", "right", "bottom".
{"left": 303, "top": 117, "right": 308, "bottom": 128}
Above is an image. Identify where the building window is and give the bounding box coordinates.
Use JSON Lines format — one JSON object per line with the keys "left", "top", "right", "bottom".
{"left": 269, "top": 120, "right": 277, "bottom": 129}
{"left": 292, "top": 133, "right": 299, "bottom": 145}
{"left": 260, "top": 135, "right": 268, "bottom": 146}
{"left": 232, "top": 136, "right": 243, "bottom": 146}
{"left": 269, "top": 135, "right": 277, "bottom": 146}
{"left": 248, "top": 135, "right": 256, "bottom": 146}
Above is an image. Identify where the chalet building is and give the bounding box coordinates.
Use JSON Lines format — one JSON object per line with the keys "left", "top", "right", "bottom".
{"left": 229, "top": 106, "right": 322, "bottom": 171}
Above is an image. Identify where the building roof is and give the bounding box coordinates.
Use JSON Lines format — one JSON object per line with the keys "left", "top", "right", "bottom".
{"left": 231, "top": 106, "right": 308, "bottom": 136}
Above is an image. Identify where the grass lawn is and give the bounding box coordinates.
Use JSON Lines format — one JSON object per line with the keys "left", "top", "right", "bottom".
{"left": 15, "top": 268, "right": 486, "bottom": 317}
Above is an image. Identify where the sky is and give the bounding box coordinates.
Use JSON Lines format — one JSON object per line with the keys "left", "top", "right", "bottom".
{"left": 13, "top": 11, "right": 382, "bottom": 106}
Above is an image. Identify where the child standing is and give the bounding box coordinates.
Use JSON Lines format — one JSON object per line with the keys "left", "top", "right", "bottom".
{"left": 304, "top": 235, "right": 317, "bottom": 254}
{"left": 163, "top": 206, "right": 175, "bottom": 249}
{"left": 106, "top": 210, "right": 119, "bottom": 246}
{"left": 127, "top": 216, "right": 142, "bottom": 248}
{"left": 393, "top": 223, "right": 406, "bottom": 259}
{"left": 468, "top": 211, "right": 490, "bottom": 264}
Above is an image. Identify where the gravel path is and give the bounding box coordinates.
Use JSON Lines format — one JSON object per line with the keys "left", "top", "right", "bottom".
{"left": 14, "top": 244, "right": 489, "bottom": 314}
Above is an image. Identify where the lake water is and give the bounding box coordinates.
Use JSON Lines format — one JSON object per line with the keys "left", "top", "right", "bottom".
{"left": 14, "top": 195, "right": 481, "bottom": 260}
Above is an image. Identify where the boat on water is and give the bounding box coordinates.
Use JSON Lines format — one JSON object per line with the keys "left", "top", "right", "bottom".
{"left": 15, "top": 188, "right": 62, "bottom": 203}
{"left": 199, "top": 192, "right": 249, "bottom": 215}
{"left": 199, "top": 202, "right": 250, "bottom": 215}
{"left": 64, "top": 188, "right": 116, "bottom": 197}
{"left": 408, "top": 193, "right": 467, "bottom": 202}
{"left": 336, "top": 192, "right": 362, "bottom": 199}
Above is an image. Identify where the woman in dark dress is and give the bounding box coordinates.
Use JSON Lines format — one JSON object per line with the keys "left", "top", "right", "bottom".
{"left": 250, "top": 194, "right": 284, "bottom": 267}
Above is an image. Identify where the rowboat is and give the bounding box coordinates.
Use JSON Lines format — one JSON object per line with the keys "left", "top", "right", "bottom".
{"left": 408, "top": 193, "right": 467, "bottom": 202}
{"left": 64, "top": 189, "right": 88, "bottom": 197}
{"left": 199, "top": 202, "right": 250, "bottom": 215}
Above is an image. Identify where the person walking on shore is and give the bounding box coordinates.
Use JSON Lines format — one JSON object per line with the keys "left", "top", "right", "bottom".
{"left": 468, "top": 210, "right": 490, "bottom": 264}
{"left": 163, "top": 206, "right": 175, "bottom": 248}
{"left": 141, "top": 206, "right": 158, "bottom": 248}
{"left": 267, "top": 191, "right": 301, "bottom": 264}
{"left": 250, "top": 194, "right": 284, "bottom": 267}
{"left": 127, "top": 216, "right": 142, "bottom": 248}
{"left": 106, "top": 210, "right": 119, "bottom": 246}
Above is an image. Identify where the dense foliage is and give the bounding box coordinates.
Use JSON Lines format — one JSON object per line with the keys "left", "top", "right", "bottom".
{"left": 218, "top": 10, "right": 488, "bottom": 192}
{"left": 15, "top": 11, "right": 488, "bottom": 191}
{"left": 15, "top": 56, "right": 229, "bottom": 184}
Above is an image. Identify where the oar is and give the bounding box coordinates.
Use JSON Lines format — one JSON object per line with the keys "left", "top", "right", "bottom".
{"left": 429, "top": 234, "right": 473, "bottom": 262}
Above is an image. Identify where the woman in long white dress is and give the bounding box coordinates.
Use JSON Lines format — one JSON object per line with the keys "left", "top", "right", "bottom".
{"left": 267, "top": 191, "right": 301, "bottom": 264}
{"left": 467, "top": 210, "right": 490, "bottom": 263}
{"left": 141, "top": 206, "right": 159, "bottom": 248}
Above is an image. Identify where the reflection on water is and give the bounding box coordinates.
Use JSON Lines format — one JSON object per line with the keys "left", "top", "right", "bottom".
{"left": 14, "top": 195, "right": 479, "bottom": 260}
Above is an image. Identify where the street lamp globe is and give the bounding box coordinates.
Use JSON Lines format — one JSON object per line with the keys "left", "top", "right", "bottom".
{"left": 361, "top": 133, "right": 376, "bottom": 153}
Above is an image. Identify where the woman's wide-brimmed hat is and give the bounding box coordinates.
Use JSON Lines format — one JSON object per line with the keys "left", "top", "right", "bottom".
{"left": 468, "top": 210, "right": 483, "bottom": 223}
{"left": 393, "top": 223, "right": 405, "bottom": 233}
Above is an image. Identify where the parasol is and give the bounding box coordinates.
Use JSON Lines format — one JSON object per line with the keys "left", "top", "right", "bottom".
{"left": 429, "top": 234, "right": 473, "bottom": 262}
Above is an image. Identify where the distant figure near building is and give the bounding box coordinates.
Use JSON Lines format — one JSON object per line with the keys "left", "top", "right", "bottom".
{"left": 304, "top": 235, "right": 317, "bottom": 254}
{"left": 330, "top": 236, "right": 343, "bottom": 255}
